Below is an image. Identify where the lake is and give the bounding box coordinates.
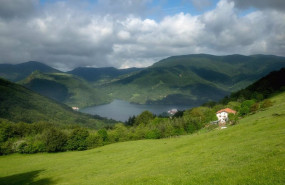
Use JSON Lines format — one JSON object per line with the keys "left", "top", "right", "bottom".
{"left": 80, "top": 99, "right": 193, "bottom": 122}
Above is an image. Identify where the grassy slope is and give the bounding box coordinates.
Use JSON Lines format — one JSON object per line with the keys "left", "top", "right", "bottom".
{"left": 21, "top": 72, "right": 111, "bottom": 108}
{"left": 0, "top": 93, "right": 284, "bottom": 184}
{"left": 0, "top": 77, "right": 109, "bottom": 128}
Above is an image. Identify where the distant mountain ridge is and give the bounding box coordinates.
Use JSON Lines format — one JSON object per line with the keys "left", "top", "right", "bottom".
{"left": 0, "top": 61, "right": 60, "bottom": 82}
{"left": 1, "top": 54, "right": 285, "bottom": 106}
{"left": 103, "top": 54, "right": 285, "bottom": 105}
{"left": 68, "top": 67, "right": 143, "bottom": 82}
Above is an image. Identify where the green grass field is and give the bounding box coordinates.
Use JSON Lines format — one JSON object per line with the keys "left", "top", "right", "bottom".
{"left": 1, "top": 93, "right": 285, "bottom": 185}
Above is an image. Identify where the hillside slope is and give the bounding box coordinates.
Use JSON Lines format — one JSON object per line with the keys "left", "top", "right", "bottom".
{"left": 103, "top": 54, "right": 285, "bottom": 105}
{"left": 225, "top": 67, "right": 285, "bottom": 102}
{"left": 21, "top": 72, "right": 111, "bottom": 108}
{"left": 68, "top": 67, "right": 142, "bottom": 83}
{"left": 0, "top": 92, "right": 284, "bottom": 184}
{"left": 0, "top": 78, "right": 111, "bottom": 128}
{"left": 0, "top": 61, "right": 60, "bottom": 82}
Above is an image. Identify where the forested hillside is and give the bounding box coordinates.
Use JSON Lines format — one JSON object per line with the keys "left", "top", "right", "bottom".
{"left": 102, "top": 54, "right": 285, "bottom": 105}
{"left": 21, "top": 71, "right": 111, "bottom": 108}
{"left": 0, "top": 77, "right": 114, "bottom": 128}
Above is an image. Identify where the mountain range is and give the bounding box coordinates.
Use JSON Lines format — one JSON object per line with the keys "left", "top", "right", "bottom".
{"left": 101, "top": 54, "right": 285, "bottom": 105}
{"left": 0, "top": 54, "right": 285, "bottom": 107}
{"left": 0, "top": 61, "right": 59, "bottom": 82}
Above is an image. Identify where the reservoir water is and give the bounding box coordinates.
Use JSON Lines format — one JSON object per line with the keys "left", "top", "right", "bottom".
{"left": 80, "top": 99, "right": 193, "bottom": 122}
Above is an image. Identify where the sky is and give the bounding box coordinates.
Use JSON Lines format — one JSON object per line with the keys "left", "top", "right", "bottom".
{"left": 0, "top": 0, "right": 284, "bottom": 71}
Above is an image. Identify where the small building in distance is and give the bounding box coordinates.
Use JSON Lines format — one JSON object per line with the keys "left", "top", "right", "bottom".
{"left": 72, "top": 106, "right": 79, "bottom": 111}
{"left": 168, "top": 108, "right": 178, "bottom": 115}
{"left": 216, "top": 108, "right": 236, "bottom": 124}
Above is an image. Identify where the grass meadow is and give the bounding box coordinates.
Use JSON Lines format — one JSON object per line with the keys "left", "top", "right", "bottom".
{"left": 0, "top": 93, "right": 284, "bottom": 185}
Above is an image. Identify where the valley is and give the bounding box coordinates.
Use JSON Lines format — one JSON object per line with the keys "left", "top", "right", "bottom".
{"left": 1, "top": 91, "right": 284, "bottom": 184}
{"left": 1, "top": 1, "right": 284, "bottom": 184}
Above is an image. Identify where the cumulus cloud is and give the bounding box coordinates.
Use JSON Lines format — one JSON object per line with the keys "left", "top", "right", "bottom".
{"left": 0, "top": 0, "right": 284, "bottom": 70}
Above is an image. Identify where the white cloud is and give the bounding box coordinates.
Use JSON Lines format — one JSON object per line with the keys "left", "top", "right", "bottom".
{"left": 0, "top": 0, "right": 284, "bottom": 70}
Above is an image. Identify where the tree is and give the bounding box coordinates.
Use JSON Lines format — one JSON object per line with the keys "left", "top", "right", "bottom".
{"left": 228, "top": 113, "right": 239, "bottom": 125}
{"left": 43, "top": 128, "right": 67, "bottom": 152}
{"left": 125, "top": 116, "right": 136, "bottom": 126}
{"left": 134, "top": 111, "right": 154, "bottom": 126}
{"left": 97, "top": 128, "right": 108, "bottom": 143}
{"left": 67, "top": 128, "right": 89, "bottom": 151}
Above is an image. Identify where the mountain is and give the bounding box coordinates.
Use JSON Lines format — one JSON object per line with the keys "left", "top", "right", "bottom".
{"left": 68, "top": 67, "right": 143, "bottom": 83}
{"left": 0, "top": 61, "right": 60, "bottom": 82}
{"left": 21, "top": 71, "right": 111, "bottom": 108}
{"left": 0, "top": 77, "right": 113, "bottom": 128}
{"left": 102, "top": 54, "right": 285, "bottom": 105}
{"left": 223, "top": 67, "right": 285, "bottom": 102}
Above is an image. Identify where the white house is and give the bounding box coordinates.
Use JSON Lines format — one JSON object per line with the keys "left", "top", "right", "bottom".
{"left": 168, "top": 108, "right": 178, "bottom": 115}
{"left": 216, "top": 108, "right": 236, "bottom": 124}
{"left": 72, "top": 106, "right": 79, "bottom": 111}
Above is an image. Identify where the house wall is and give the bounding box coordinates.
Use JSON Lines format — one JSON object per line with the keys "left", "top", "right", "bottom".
{"left": 216, "top": 112, "right": 228, "bottom": 123}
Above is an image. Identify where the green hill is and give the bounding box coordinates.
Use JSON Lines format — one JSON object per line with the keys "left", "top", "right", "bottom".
{"left": 223, "top": 67, "right": 285, "bottom": 102}
{"left": 0, "top": 78, "right": 112, "bottom": 128}
{"left": 68, "top": 67, "right": 142, "bottom": 83}
{"left": 103, "top": 54, "right": 285, "bottom": 105}
{"left": 0, "top": 92, "right": 284, "bottom": 184}
{"left": 0, "top": 61, "right": 60, "bottom": 82}
{"left": 21, "top": 71, "right": 111, "bottom": 108}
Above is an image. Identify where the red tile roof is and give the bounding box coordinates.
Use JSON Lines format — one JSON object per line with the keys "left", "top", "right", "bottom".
{"left": 216, "top": 108, "right": 236, "bottom": 114}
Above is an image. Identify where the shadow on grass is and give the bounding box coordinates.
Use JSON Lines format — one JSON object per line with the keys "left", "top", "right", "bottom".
{"left": 0, "top": 170, "right": 54, "bottom": 185}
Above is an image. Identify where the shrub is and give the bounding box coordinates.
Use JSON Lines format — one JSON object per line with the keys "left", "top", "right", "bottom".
{"left": 97, "top": 129, "right": 108, "bottom": 143}
{"left": 261, "top": 99, "right": 273, "bottom": 109}
{"left": 228, "top": 113, "right": 239, "bottom": 125}
{"left": 67, "top": 128, "right": 89, "bottom": 151}
{"left": 250, "top": 103, "right": 260, "bottom": 113}
{"left": 145, "top": 129, "right": 161, "bottom": 139}
{"left": 0, "top": 140, "right": 14, "bottom": 155}
{"left": 86, "top": 134, "right": 103, "bottom": 148}
{"left": 42, "top": 128, "right": 67, "bottom": 152}
{"left": 239, "top": 106, "right": 249, "bottom": 116}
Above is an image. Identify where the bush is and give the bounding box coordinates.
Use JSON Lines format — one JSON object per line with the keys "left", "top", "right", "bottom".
{"left": 250, "top": 103, "right": 260, "bottom": 113}
{"left": 67, "top": 128, "right": 89, "bottom": 151}
{"left": 0, "top": 140, "right": 14, "bottom": 155}
{"left": 145, "top": 129, "right": 161, "bottom": 139}
{"left": 86, "top": 134, "right": 103, "bottom": 148}
{"left": 43, "top": 128, "right": 67, "bottom": 152}
{"left": 228, "top": 113, "right": 239, "bottom": 125}
{"left": 261, "top": 99, "right": 273, "bottom": 109}
{"left": 97, "top": 129, "right": 108, "bottom": 143}
{"left": 239, "top": 106, "right": 249, "bottom": 116}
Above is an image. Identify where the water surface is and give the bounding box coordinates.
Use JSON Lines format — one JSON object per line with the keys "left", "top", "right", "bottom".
{"left": 80, "top": 99, "right": 193, "bottom": 122}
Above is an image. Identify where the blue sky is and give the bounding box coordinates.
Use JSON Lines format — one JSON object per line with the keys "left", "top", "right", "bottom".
{"left": 39, "top": 0, "right": 220, "bottom": 18}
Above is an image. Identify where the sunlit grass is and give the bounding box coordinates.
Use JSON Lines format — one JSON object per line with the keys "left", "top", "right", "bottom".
{"left": 1, "top": 93, "right": 284, "bottom": 185}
